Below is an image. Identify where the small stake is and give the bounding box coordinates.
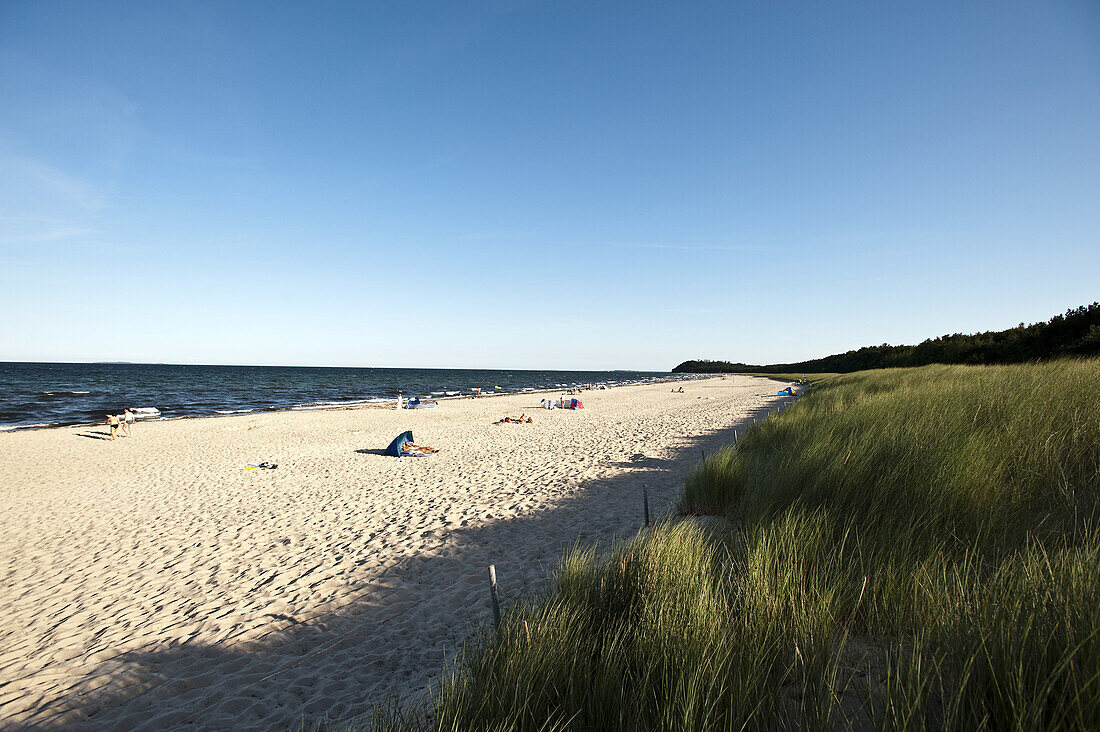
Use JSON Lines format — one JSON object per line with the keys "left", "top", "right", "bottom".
{"left": 701, "top": 448, "right": 706, "bottom": 461}
{"left": 488, "top": 564, "right": 501, "bottom": 629}
{"left": 643, "top": 486, "right": 650, "bottom": 528}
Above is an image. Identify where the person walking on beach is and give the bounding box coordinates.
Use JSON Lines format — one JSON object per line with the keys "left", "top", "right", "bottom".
{"left": 122, "top": 409, "right": 134, "bottom": 437}
{"left": 106, "top": 414, "right": 120, "bottom": 440}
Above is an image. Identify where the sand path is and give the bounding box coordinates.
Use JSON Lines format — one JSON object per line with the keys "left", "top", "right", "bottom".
{"left": 0, "top": 376, "right": 786, "bottom": 729}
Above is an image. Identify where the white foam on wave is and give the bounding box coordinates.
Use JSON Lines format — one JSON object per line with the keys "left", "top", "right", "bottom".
{"left": 291, "top": 397, "right": 391, "bottom": 411}
{"left": 215, "top": 409, "right": 255, "bottom": 415}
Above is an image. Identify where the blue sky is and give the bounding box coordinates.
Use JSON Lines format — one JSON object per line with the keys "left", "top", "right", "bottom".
{"left": 2, "top": 1, "right": 1097, "bottom": 370}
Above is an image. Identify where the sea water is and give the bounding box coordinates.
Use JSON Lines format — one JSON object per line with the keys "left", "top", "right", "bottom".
{"left": 0, "top": 362, "right": 700, "bottom": 430}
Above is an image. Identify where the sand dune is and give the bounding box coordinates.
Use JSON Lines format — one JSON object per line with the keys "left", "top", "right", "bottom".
{"left": 0, "top": 376, "right": 787, "bottom": 729}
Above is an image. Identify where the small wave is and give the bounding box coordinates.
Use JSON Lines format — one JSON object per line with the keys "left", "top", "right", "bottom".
{"left": 291, "top": 398, "right": 391, "bottom": 411}
{"left": 131, "top": 407, "right": 161, "bottom": 418}
{"left": 0, "top": 422, "right": 58, "bottom": 431}
{"left": 215, "top": 409, "right": 255, "bottom": 415}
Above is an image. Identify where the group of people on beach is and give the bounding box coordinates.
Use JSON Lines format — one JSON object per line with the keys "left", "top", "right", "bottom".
{"left": 105, "top": 409, "right": 134, "bottom": 440}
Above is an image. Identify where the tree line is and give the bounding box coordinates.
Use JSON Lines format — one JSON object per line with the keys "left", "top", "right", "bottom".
{"left": 673, "top": 302, "right": 1100, "bottom": 374}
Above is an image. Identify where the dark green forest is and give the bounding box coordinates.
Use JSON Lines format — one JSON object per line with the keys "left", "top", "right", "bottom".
{"left": 673, "top": 302, "right": 1100, "bottom": 374}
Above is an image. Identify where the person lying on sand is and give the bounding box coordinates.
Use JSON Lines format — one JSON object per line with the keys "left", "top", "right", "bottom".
{"left": 496, "top": 414, "right": 534, "bottom": 424}
{"left": 402, "top": 442, "right": 438, "bottom": 454}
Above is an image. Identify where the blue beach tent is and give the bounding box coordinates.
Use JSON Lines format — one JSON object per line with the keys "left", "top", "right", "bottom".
{"left": 385, "top": 431, "right": 415, "bottom": 457}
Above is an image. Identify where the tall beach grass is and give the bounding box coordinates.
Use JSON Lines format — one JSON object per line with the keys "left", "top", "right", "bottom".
{"left": 377, "top": 360, "right": 1100, "bottom": 730}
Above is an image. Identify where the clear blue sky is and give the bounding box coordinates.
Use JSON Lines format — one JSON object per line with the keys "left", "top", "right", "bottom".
{"left": 2, "top": 1, "right": 1097, "bottom": 370}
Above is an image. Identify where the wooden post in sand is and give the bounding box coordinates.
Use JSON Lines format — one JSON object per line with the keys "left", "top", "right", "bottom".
{"left": 488, "top": 564, "right": 501, "bottom": 629}
{"left": 643, "top": 486, "right": 650, "bottom": 528}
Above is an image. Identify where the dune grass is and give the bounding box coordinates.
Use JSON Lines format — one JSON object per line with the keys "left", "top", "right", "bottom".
{"left": 685, "top": 360, "right": 1100, "bottom": 728}
{"left": 375, "top": 360, "right": 1099, "bottom": 730}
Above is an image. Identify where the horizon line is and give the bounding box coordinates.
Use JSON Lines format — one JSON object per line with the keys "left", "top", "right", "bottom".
{"left": 0, "top": 359, "right": 673, "bottom": 372}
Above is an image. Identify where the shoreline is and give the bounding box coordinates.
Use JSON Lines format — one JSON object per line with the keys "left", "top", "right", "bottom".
{"left": 0, "top": 374, "right": 713, "bottom": 433}
{"left": 0, "top": 375, "right": 782, "bottom": 728}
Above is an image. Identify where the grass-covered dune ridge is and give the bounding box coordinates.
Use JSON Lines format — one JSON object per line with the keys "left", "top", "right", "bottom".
{"left": 687, "top": 360, "right": 1100, "bottom": 728}
{"left": 684, "top": 362, "right": 1100, "bottom": 555}
{"left": 380, "top": 360, "right": 1100, "bottom": 729}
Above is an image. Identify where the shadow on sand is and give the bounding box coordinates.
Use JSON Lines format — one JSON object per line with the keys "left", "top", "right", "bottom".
{"left": 76, "top": 431, "right": 114, "bottom": 441}
{"left": 26, "top": 398, "right": 793, "bottom": 730}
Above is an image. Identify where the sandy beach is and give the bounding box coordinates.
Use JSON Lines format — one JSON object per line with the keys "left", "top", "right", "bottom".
{"left": 0, "top": 375, "right": 785, "bottom": 729}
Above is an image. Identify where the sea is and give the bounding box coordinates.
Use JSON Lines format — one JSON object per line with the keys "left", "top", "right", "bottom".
{"left": 0, "top": 362, "right": 701, "bottom": 430}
